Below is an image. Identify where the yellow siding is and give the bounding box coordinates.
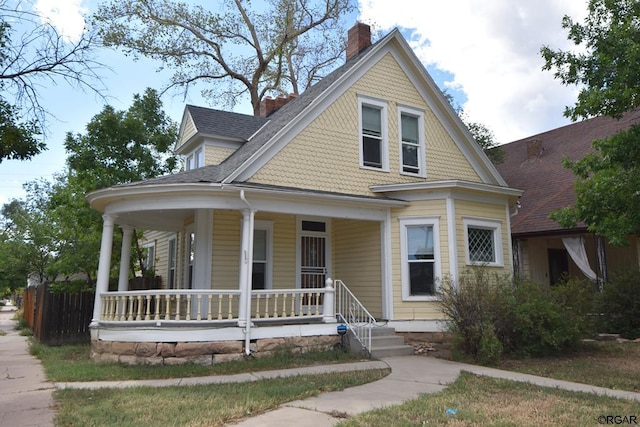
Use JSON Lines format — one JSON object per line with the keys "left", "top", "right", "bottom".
{"left": 177, "top": 113, "right": 197, "bottom": 151}
{"left": 205, "top": 145, "right": 236, "bottom": 166}
{"left": 248, "top": 53, "right": 481, "bottom": 195}
{"left": 268, "top": 213, "right": 297, "bottom": 289}
{"left": 454, "top": 199, "right": 512, "bottom": 276}
{"left": 333, "top": 219, "right": 383, "bottom": 318}
{"left": 390, "top": 199, "right": 449, "bottom": 320}
{"left": 141, "top": 230, "right": 170, "bottom": 289}
{"left": 211, "top": 210, "right": 241, "bottom": 289}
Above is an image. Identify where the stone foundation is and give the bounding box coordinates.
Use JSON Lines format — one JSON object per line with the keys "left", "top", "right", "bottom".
{"left": 91, "top": 335, "right": 341, "bottom": 365}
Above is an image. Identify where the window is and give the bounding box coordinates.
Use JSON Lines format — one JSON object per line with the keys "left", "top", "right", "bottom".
{"left": 399, "top": 107, "right": 425, "bottom": 176}
{"left": 186, "top": 148, "right": 204, "bottom": 171}
{"left": 167, "top": 237, "right": 176, "bottom": 289}
{"left": 185, "top": 230, "right": 195, "bottom": 289}
{"left": 464, "top": 218, "right": 503, "bottom": 267}
{"left": 359, "top": 97, "right": 388, "bottom": 170}
{"left": 196, "top": 149, "right": 203, "bottom": 167}
{"left": 142, "top": 243, "right": 156, "bottom": 273}
{"left": 186, "top": 154, "right": 195, "bottom": 171}
{"left": 252, "top": 221, "right": 273, "bottom": 290}
{"left": 400, "top": 217, "right": 440, "bottom": 300}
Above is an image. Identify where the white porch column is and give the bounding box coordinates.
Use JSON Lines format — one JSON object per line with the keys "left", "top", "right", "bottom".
{"left": 118, "top": 226, "right": 134, "bottom": 292}
{"left": 322, "top": 278, "right": 335, "bottom": 322}
{"left": 91, "top": 214, "right": 117, "bottom": 325}
{"left": 192, "top": 209, "right": 213, "bottom": 318}
{"left": 238, "top": 208, "right": 255, "bottom": 326}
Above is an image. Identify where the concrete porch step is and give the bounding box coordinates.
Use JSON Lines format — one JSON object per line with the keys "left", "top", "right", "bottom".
{"left": 370, "top": 344, "right": 415, "bottom": 358}
{"left": 369, "top": 326, "right": 415, "bottom": 358}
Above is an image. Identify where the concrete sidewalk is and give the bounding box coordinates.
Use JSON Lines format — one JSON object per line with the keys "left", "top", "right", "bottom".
{"left": 0, "top": 304, "right": 56, "bottom": 427}
{"left": 3, "top": 302, "right": 640, "bottom": 427}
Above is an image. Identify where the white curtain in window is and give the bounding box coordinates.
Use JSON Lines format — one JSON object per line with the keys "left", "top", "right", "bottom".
{"left": 562, "top": 237, "right": 597, "bottom": 282}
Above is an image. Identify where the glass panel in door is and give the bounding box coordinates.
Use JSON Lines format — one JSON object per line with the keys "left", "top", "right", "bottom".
{"left": 300, "top": 235, "right": 326, "bottom": 306}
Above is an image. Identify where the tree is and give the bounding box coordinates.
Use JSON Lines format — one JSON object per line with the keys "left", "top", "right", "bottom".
{"left": 92, "top": 0, "right": 355, "bottom": 115}
{"left": 0, "top": 1, "right": 105, "bottom": 163}
{"left": 541, "top": 0, "right": 640, "bottom": 245}
{"left": 541, "top": 0, "right": 640, "bottom": 121}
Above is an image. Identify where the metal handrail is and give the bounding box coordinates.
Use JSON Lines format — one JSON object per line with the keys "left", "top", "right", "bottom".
{"left": 333, "top": 279, "right": 376, "bottom": 356}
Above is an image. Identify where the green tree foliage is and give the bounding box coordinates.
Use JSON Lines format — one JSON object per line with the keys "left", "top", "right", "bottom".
{"left": 541, "top": 0, "right": 640, "bottom": 244}
{"left": 0, "top": 1, "right": 104, "bottom": 163}
{"left": 550, "top": 127, "right": 640, "bottom": 245}
{"left": 541, "top": 0, "right": 640, "bottom": 121}
{"left": 91, "top": 0, "right": 355, "bottom": 115}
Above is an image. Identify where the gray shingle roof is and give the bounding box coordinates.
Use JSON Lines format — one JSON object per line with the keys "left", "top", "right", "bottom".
{"left": 185, "top": 105, "right": 269, "bottom": 140}
{"left": 116, "top": 31, "right": 388, "bottom": 190}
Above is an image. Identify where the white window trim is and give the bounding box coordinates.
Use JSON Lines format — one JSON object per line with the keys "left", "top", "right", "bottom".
{"left": 358, "top": 96, "right": 389, "bottom": 172}
{"left": 463, "top": 217, "right": 504, "bottom": 267}
{"left": 398, "top": 106, "right": 426, "bottom": 178}
{"left": 253, "top": 220, "right": 274, "bottom": 290}
{"left": 185, "top": 147, "right": 203, "bottom": 171}
{"left": 167, "top": 235, "right": 177, "bottom": 289}
{"left": 142, "top": 241, "right": 156, "bottom": 273}
{"left": 399, "top": 216, "right": 441, "bottom": 301}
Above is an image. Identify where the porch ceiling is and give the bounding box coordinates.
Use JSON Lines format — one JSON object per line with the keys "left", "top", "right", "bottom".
{"left": 116, "top": 209, "right": 193, "bottom": 231}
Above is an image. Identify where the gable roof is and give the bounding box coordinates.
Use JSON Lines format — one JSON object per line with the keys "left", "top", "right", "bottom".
{"left": 114, "top": 26, "right": 506, "bottom": 193}
{"left": 186, "top": 105, "right": 269, "bottom": 141}
{"left": 495, "top": 110, "right": 640, "bottom": 236}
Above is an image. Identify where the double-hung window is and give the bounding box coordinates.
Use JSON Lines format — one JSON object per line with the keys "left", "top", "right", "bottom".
{"left": 399, "top": 107, "right": 425, "bottom": 176}
{"left": 359, "top": 97, "right": 388, "bottom": 171}
{"left": 400, "top": 217, "right": 441, "bottom": 300}
{"left": 464, "top": 218, "right": 503, "bottom": 267}
{"left": 142, "top": 242, "right": 156, "bottom": 273}
{"left": 252, "top": 221, "right": 273, "bottom": 290}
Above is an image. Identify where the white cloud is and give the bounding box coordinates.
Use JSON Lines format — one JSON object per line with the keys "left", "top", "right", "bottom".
{"left": 358, "top": 0, "right": 588, "bottom": 143}
{"left": 34, "top": 0, "right": 87, "bottom": 43}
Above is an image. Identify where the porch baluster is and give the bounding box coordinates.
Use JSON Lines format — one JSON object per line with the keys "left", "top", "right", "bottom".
{"left": 216, "top": 295, "right": 222, "bottom": 320}
{"left": 299, "top": 293, "right": 305, "bottom": 317}
{"left": 100, "top": 296, "right": 107, "bottom": 320}
{"left": 114, "top": 296, "right": 121, "bottom": 321}
{"left": 175, "top": 294, "right": 181, "bottom": 320}
{"left": 281, "top": 294, "right": 287, "bottom": 318}
{"left": 273, "top": 294, "right": 279, "bottom": 318}
{"left": 144, "top": 295, "right": 152, "bottom": 320}
{"left": 207, "top": 294, "right": 213, "bottom": 320}
{"left": 136, "top": 295, "right": 143, "bottom": 321}
{"left": 127, "top": 296, "right": 134, "bottom": 321}
{"left": 255, "top": 294, "right": 261, "bottom": 319}
{"left": 315, "top": 291, "right": 320, "bottom": 316}
{"left": 164, "top": 295, "right": 171, "bottom": 321}
{"left": 290, "top": 292, "right": 295, "bottom": 317}
{"left": 154, "top": 295, "right": 161, "bottom": 321}
{"left": 264, "top": 294, "right": 270, "bottom": 319}
{"left": 196, "top": 294, "right": 202, "bottom": 320}
{"left": 186, "top": 294, "right": 192, "bottom": 321}
{"left": 227, "top": 295, "right": 233, "bottom": 319}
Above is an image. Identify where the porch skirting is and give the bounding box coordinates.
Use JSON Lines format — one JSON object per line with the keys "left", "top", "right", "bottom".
{"left": 90, "top": 323, "right": 341, "bottom": 365}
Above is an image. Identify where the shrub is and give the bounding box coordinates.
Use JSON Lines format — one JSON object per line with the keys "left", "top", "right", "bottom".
{"left": 48, "top": 280, "right": 95, "bottom": 294}
{"left": 441, "top": 269, "right": 592, "bottom": 363}
{"left": 597, "top": 269, "right": 640, "bottom": 339}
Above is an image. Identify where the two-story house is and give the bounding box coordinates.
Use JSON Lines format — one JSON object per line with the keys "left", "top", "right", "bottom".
{"left": 87, "top": 23, "right": 522, "bottom": 365}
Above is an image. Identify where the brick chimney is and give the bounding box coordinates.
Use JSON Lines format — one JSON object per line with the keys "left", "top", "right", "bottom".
{"left": 259, "top": 93, "right": 298, "bottom": 117}
{"left": 346, "top": 22, "right": 371, "bottom": 60}
{"left": 526, "top": 138, "right": 544, "bottom": 160}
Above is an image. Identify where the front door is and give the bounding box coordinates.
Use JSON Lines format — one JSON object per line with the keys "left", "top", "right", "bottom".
{"left": 548, "top": 248, "right": 569, "bottom": 285}
{"left": 299, "top": 219, "right": 330, "bottom": 306}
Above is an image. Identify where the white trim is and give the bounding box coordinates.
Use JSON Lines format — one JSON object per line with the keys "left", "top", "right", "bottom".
{"left": 358, "top": 95, "right": 389, "bottom": 172}
{"left": 253, "top": 220, "right": 274, "bottom": 290}
{"left": 397, "top": 105, "right": 426, "bottom": 178}
{"left": 399, "top": 216, "right": 441, "bottom": 301}
{"left": 183, "top": 224, "right": 194, "bottom": 289}
{"left": 463, "top": 217, "right": 504, "bottom": 267}
{"left": 446, "top": 195, "right": 458, "bottom": 285}
{"left": 370, "top": 180, "right": 523, "bottom": 198}
{"left": 504, "top": 202, "right": 515, "bottom": 275}
{"left": 386, "top": 319, "right": 448, "bottom": 333}
{"left": 381, "top": 211, "right": 393, "bottom": 319}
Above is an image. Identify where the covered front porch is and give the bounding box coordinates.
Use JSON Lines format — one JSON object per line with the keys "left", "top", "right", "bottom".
{"left": 87, "top": 183, "right": 406, "bottom": 362}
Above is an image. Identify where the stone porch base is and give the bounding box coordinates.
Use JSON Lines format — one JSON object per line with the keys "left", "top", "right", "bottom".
{"left": 90, "top": 335, "right": 341, "bottom": 366}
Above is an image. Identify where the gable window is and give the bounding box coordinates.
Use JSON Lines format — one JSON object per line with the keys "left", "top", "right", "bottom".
{"left": 400, "top": 217, "right": 441, "bottom": 300}
{"left": 186, "top": 148, "right": 204, "bottom": 171}
{"left": 399, "top": 107, "right": 425, "bottom": 176}
{"left": 359, "top": 97, "right": 388, "bottom": 171}
{"left": 252, "top": 221, "right": 273, "bottom": 290}
{"left": 464, "top": 218, "right": 503, "bottom": 267}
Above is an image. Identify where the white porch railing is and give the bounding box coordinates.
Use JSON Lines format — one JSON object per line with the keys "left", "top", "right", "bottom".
{"left": 334, "top": 279, "right": 376, "bottom": 355}
{"left": 99, "top": 285, "right": 336, "bottom": 323}
{"left": 100, "top": 289, "right": 241, "bottom": 322}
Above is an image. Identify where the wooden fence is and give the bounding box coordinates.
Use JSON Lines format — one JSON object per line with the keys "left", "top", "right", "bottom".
{"left": 23, "top": 284, "right": 94, "bottom": 346}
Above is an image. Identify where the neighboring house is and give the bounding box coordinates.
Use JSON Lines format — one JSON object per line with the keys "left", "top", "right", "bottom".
{"left": 496, "top": 110, "right": 640, "bottom": 287}
{"left": 86, "top": 23, "right": 522, "bottom": 364}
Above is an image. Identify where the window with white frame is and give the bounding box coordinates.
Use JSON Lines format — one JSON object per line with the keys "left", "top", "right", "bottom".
{"left": 399, "top": 107, "right": 425, "bottom": 176}
{"left": 359, "top": 97, "right": 388, "bottom": 170}
{"left": 400, "top": 217, "right": 440, "bottom": 299}
{"left": 167, "top": 237, "right": 177, "bottom": 289}
{"left": 142, "top": 242, "right": 156, "bottom": 273}
{"left": 252, "top": 221, "right": 273, "bottom": 290}
{"left": 464, "top": 218, "right": 503, "bottom": 266}
{"left": 186, "top": 148, "right": 204, "bottom": 171}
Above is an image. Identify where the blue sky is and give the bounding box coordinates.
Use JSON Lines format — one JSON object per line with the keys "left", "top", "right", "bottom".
{"left": 0, "top": 0, "right": 588, "bottom": 205}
